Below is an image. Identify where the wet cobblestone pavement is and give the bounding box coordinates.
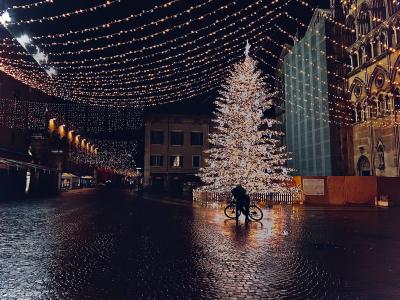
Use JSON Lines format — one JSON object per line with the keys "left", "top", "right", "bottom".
{"left": 1, "top": 188, "right": 400, "bottom": 299}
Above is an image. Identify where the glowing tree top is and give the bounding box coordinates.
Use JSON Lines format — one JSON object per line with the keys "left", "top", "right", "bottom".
{"left": 198, "top": 42, "right": 294, "bottom": 193}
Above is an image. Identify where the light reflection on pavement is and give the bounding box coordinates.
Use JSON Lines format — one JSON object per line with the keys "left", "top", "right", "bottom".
{"left": 0, "top": 188, "right": 399, "bottom": 299}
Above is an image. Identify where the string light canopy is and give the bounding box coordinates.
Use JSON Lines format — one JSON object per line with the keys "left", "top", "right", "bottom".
{"left": 0, "top": 0, "right": 298, "bottom": 107}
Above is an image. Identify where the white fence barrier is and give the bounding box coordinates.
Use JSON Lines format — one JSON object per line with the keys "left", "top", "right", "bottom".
{"left": 193, "top": 189, "right": 301, "bottom": 206}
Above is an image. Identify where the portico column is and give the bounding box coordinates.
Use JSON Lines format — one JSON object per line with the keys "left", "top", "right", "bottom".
{"left": 354, "top": 106, "right": 358, "bottom": 122}
{"left": 370, "top": 40, "right": 374, "bottom": 58}
{"left": 355, "top": 51, "right": 360, "bottom": 66}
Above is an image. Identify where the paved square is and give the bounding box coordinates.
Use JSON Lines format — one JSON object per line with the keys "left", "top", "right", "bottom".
{"left": 1, "top": 189, "right": 400, "bottom": 299}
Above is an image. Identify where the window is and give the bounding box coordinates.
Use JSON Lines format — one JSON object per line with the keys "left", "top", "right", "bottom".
{"left": 377, "top": 141, "right": 385, "bottom": 170}
{"left": 354, "top": 83, "right": 362, "bottom": 98}
{"left": 378, "top": 95, "right": 385, "bottom": 116}
{"left": 150, "top": 155, "right": 163, "bottom": 167}
{"left": 358, "top": 4, "right": 371, "bottom": 36}
{"left": 345, "top": 16, "right": 356, "bottom": 46}
{"left": 385, "top": 95, "right": 391, "bottom": 113}
{"left": 192, "top": 155, "right": 201, "bottom": 168}
{"left": 170, "top": 131, "right": 184, "bottom": 145}
{"left": 150, "top": 131, "right": 163, "bottom": 144}
{"left": 375, "top": 73, "right": 385, "bottom": 88}
{"left": 394, "top": 89, "right": 400, "bottom": 109}
{"left": 170, "top": 155, "right": 184, "bottom": 167}
{"left": 190, "top": 132, "right": 203, "bottom": 146}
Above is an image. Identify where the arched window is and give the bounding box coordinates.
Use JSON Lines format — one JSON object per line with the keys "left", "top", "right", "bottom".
{"left": 369, "top": 98, "right": 377, "bottom": 118}
{"left": 372, "top": 39, "right": 379, "bottom": 57}
{"left": 361, "top": 105, "right": 366, "bottom": 121}
{"left": 365, "top": 103, "right": 372, "bottom": 120}
{"left": 351, "top": 53, "right": 358, "bottom": 68}
{"left": 352, "top": 106, "right": 357, "bottom": 123}
{"left": 394, "top": 89, "right": 400, "bottom": 109}
{"left": 378, "top": 95, "right": 385, "bottom": 115}
{"left": 358, "top": 48, "right": 364, "bottom": 65}
{"left": 388, "top": 27, "right": 396, "bottom": 47}
{"left": 376, "top": 141, "right": 385, "bottom": 170}
{"left": 346, "top": 16, "right": 357, "bottom": 46}
{"left": 387, "top": 0, "right": 396, "bottom": 16}
{"left": 357, "top": 104, "right": 363, "bottom": 122}
{"left": 385, "top": 95, "right": 391, "bottom": 113}
{"left": 371, "top": 0, "right": 387, "bottom": 27}
{"left": 365, "top": 43, "right": 372, "bottom": 61}
{"left": 378, "top": 32, "right": 388, "bottom": 53}
{"left": 358, "top": 4, "right": 371, "bottom": 36}
{"left": 357, "top": 155, "right": 371, "bottom": 176}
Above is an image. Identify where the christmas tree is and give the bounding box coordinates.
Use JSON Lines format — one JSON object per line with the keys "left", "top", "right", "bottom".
{"left": 198, "top": 42, "right": 294, "bottom": 194}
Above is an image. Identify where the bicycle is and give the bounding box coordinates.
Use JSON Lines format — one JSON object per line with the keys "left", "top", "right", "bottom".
{"left": 224, "top": 197, "right": 263, "bottom": 221}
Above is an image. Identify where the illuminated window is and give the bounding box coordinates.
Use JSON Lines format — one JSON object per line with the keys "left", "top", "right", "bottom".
{"left": 170, "top": 155, "right": 184, "bottom": 168}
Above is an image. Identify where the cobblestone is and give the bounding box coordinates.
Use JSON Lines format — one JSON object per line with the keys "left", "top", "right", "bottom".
{"left": 0, "top": 189, "right": 400, "bottom": 299}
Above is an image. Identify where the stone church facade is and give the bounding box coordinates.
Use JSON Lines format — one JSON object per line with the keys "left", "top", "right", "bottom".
{"left": 342, "top": 0, "right": 400, "bottom": 176}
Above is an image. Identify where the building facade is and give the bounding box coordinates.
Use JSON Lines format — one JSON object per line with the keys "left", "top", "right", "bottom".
{"left": 0, "top": 71, "right": 98, "bottom": 197}
{"left": 343, "top": 0, "right": 400, "bottom": 176}
{"left": 283, "top": 9, "right": 348, "bottom": 176}
{"left": 144, "top": 113, "right": 210, "bottom": 192}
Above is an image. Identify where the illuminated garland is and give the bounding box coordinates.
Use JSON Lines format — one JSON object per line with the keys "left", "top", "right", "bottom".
{"left": 0, "top": 12, "right": 286, "bottom": 105}
{"left": 0, "top": 98, "right": 143, "bottom": 132}
{"left": 29, "top": 0, "right": 180, "bottom": 40}
{"left": 1, "top": 0, "right": 392, "bottom": 115}
{"left": 0, "top": 0, "right": 289, "bottom": 106}
{"left": 8, "top": 0, "right": 122, "bottom": 26}
{"left": 2, "top": 0, "right": 54, "bottom": 12}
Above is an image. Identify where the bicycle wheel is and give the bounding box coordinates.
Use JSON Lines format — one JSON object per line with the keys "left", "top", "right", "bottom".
{"left": 224, "top": 204, "right": 240, "bottom": 219}
{"left": 248, "top": 205, "right": 263, "bottom": 221}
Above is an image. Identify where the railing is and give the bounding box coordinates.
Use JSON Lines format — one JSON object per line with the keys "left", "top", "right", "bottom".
{"left": 193, "top": 189, "right": 302, "bottom": 206}
{"left": 252, "top": 192, "right": 300, "bottom": 204}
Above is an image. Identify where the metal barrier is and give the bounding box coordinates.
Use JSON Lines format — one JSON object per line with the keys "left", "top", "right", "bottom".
{"left": 193, "top": 189, "right": 301, "bottom": 206}
{"left": 252, "top": 192, "right": 301, "bottom": 204}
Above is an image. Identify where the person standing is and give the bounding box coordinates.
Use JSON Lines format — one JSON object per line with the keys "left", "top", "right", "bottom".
{"left": 231, "top": 185, "right": 250, "bottom": 224}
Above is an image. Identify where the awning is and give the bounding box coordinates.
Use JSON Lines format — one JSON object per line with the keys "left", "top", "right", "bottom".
{"left": 62, "top": 173, "right": 80, "bottom": 179}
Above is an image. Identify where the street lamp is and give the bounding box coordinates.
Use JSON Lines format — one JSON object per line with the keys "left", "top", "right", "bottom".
{"left": 58, "top": 124, "right": 66, "bottom": 138}
{"left": 48, "top": 118, "right": 57, "bottom": 132}
{"left": 75, "top": 135, "right": 80, "bottom": 146}
{"left": 68, "top": 130, "right": 74, "bottom": 143}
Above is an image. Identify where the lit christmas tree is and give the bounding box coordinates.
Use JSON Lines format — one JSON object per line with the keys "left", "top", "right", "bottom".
{"left": 198, "top": 42, "right": 294, "bottom": 194}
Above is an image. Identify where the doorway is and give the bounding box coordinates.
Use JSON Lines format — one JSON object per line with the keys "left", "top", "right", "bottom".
{"left": 357, "top": 155, "right": 371, "bottom": 176}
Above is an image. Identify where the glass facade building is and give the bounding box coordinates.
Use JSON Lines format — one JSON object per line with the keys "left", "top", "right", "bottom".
{"left": 284, "top": 13, "right": 333, "bottom": 176}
